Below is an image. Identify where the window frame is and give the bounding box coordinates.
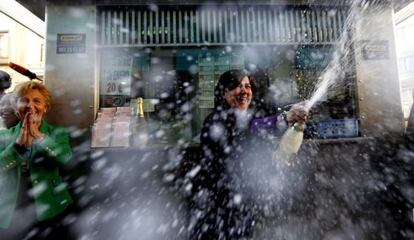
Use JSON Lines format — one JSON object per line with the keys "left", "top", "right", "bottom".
{"left": 0, "top": 31, "right": 10, "bottom": 64}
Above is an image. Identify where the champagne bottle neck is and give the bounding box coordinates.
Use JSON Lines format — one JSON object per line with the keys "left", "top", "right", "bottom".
{"left": 292, "top": 122, "right": 305, "bottom": 132}
{"left": 137, "top": 97, "right": 145, "bottom": 119}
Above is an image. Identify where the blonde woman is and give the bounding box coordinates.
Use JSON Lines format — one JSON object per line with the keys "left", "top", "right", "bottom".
{"left": 0, "top": 81, "right": 73, "bottom": 239}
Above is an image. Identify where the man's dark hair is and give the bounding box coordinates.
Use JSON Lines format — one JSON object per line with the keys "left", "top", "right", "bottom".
{"left": 0, "top": 71, "right": 11, "bottom": 90}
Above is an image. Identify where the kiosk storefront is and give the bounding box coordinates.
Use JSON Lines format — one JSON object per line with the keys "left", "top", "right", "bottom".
{"left": 43, "top": 0, "right": 403, "bottom": 145}
{"left": 96, "top": 4, "right": 357, "bottom": 146}
{"left": 30, "top": 1, "right": 410, "bottom": 239}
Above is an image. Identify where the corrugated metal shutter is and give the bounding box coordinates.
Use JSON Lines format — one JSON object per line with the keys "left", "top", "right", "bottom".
{"left": 98, "top": 6, "right": 349, "bottom": 46}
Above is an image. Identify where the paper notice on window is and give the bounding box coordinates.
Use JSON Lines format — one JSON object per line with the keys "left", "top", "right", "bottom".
{"left": 198, "top": 97, "right": 214, "bottom": 109}
{"left": 143, "top": 99, "right": 158, "bottom": 112}
{"left": 111, "top": 122, "right": 130, "bottom": 147}
{"left": 100, "top": 55, "right": 133, "bottom": 96}
{"left": 91, "top": 123, "right": 112, "bottom": 147}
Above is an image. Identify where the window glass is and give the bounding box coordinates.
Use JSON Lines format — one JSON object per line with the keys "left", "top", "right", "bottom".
{"left": 99, "top": 44, "right": 357, "bottom": 142}
{"left": 0, "top": 31, "right": 9, "bottom": 63}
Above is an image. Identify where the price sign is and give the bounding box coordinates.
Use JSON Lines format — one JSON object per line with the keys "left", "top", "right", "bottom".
{"left": 101, "top": 69, "right": 131, "bottom": 95}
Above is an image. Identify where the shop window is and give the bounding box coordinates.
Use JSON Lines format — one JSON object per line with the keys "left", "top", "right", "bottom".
{"left": 407, "top": 56, "right": 414, "bottom": 72}
{"left": 399, "top": 58, "right": 407, "bottom": 72}
{"left": 98, "top": 44, "right": 357, "bottom": 143}
{"left": 399, "top": 56, "right": 414, "bottom": 73}
{"left": 0, "top": 31, "right": 9, "bottom": 64}
{"left": 40, "top": 43, "right": 45, "bottom": 63}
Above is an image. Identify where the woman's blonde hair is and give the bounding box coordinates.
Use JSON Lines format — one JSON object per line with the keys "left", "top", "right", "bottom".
{"left": 13, "top": 81, "right": 51, "bottom": 111}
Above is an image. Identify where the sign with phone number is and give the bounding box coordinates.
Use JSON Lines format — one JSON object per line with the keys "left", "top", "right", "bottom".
{"left": 101, "top": 70, "right": 131, "bottom": 95}
{"left": 56, "top": 34, "right": 86, "bottom": 54}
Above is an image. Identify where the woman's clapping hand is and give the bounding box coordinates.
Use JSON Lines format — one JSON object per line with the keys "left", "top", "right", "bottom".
{"left": 15, "top": 112, "right": 43, "bottom": 148}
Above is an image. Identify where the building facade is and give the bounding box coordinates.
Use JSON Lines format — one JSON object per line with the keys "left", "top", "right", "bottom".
{"left": 0, "top": 1, "right": 45, "bottom": 90}
{"left": 396, "top": 2, "right": 414, "bottom": 124}
{"left": 38, "top": 0, "right": 404, "bottom": 144}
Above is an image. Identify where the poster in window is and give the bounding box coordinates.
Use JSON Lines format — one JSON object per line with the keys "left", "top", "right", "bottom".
{"left": 100, "top": 55, "right": 132, "bottom": 96}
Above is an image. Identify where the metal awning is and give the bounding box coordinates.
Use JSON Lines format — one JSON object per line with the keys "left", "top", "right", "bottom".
{"left": 14, "top": 0, "right": 414, "bottom": 20}
{"left": 98, "top": 5, "right": 349, "bottom": 47}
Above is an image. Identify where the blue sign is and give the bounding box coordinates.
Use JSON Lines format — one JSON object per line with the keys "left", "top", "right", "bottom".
{"left": 317, "top": 119, "right": 359, "bottom": 139}
{"left": 57, "top": 34, "right": 86, "bottom": 54}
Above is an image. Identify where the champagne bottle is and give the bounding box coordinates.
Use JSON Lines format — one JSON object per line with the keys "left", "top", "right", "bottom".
{"left": 133, "top": 97, "right": 149, "bottom": 147}
{"left": 137, "top": 97, "right": 145, "bottom": 119}
{"left": 275, "top": 122, "right": 304, "bottom": 165}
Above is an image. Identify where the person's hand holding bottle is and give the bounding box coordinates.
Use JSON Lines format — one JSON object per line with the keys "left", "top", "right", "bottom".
{"left": 274, "top": 101, "right": 309, "bottom": 165}
{"left": 286, "top": 101, "right": 309, "bottom": 131}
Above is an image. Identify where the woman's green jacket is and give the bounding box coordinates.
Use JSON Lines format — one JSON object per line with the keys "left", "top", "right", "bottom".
{"left": 0, "top": 121, "right": 73, "bottom": 228}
